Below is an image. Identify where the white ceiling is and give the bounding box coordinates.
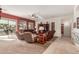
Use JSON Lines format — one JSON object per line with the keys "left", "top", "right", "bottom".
{"left": 1, "top": 5, "right": 74, "bottom": 19}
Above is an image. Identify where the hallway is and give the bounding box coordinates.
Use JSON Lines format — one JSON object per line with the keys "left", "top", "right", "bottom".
{"left": 44, "top": 37, "right": 79, "bottom": 54}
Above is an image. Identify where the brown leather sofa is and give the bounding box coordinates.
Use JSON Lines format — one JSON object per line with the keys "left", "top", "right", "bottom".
{"left": 16, "top": 32, "right": 25, "bottom": 41}
{"left": 16, "top": 32, "right": 35, "bottom": 43}
{"left": 46, "top": 30, "right": 55, "bottom": 41}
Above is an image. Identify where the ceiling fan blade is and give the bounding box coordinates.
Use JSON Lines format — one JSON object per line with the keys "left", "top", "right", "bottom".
{"left": 0, "top": 8, "right": 7, "bottom": 11}
{"left": 0, "top": 8, "right": 2, "bottom": 10}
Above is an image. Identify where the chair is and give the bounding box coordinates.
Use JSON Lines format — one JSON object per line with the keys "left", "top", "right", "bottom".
{"left": 38, "top": 33, "right": 46, "bottom": 44}
{"left": 47, "top": 30, "right": 55, "bottom": 41}
{"left": 16, "top": 32, "right": 35, "bottom": 43}
{"left": 23, "top": 32, "right": 35, "bottom": 43}
{"left": 16, "top": 32, "right": 25, "bottom": 41}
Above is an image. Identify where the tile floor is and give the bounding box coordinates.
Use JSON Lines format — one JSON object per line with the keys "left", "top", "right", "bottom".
{"left": 0, "top": 36, "right": 79, "bottom": 54}
{"left": 44, "top": 37, "right": 79, "bottom": 54}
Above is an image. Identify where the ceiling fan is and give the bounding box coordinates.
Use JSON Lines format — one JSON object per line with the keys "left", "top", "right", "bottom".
{"left": 0, "top": 8, "right": 2, "bottom": 12}
{"left": 0, "top": 7, "right": 7, "bottom": 12}
{"left": 31, "top": 13, "right": 44, "bottom": 21}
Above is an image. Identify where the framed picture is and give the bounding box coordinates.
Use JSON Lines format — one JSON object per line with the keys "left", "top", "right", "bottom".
{"left": 73, "top": 22, "right": 76, "bottom": 28}
{"left": 77, "top": 17, "right": 79, "bottom": 28}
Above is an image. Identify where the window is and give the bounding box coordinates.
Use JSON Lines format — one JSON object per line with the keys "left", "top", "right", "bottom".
{"left": 0, "top": 17, "right": 16, "bottom": 40}
{"left": 28, "top": 22, "right": 34, "bottom": 30}
{"left": 19, "top": 20, "right": 27, "bottom": 30}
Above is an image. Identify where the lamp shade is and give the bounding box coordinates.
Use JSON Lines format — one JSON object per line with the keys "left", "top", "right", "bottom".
{"left": 39, "top": 26, "right": 44, "bottom": 30}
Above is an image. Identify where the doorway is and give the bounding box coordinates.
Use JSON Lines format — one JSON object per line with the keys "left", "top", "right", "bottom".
{"left": 61, "top": 22, "right": 71, "bottom": 37}
{"left": 51, "top": 22, "right": 55, "bottom": 31}
{"left": 61, "top": 24, "right": 64, "bottom": 36}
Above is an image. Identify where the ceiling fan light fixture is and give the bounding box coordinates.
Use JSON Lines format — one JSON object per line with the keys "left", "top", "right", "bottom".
{"left": 0, "top": 8, "right": 2, "bottom": 11}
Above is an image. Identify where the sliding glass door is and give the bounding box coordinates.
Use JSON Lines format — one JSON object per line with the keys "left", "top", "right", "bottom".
{"left": 0, "top": 19, "right": 9, "bottom": 36}
{"left": 0, "top": 17, "right": 16, "bottom": 40}
{"left": 0, "top": 17, "right": 35, "bottom": 40}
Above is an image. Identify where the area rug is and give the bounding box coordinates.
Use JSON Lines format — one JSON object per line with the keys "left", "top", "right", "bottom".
{"left": 34, "top": 37, "right": 58, "bottom": 49}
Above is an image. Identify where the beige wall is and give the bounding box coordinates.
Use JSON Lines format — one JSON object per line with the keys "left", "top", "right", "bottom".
{"left": 51, "top": 14, "right": 73, "bottom": 37}
{"left": 35, "top": 14, "right": 73, "bottom": 37}
{"left": 62, "top": 14, "right": 73, "bottom": 37}
{"left": 71, "top": 5, "right": 79, "bottom": 45}
{"left": 35, "top": 17, "right": 61, "bottom": 37}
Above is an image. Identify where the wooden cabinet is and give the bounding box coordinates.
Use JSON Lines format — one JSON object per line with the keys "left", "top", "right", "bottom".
{"left": 38, "top": 22, "right": 49, "bottom": 33}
